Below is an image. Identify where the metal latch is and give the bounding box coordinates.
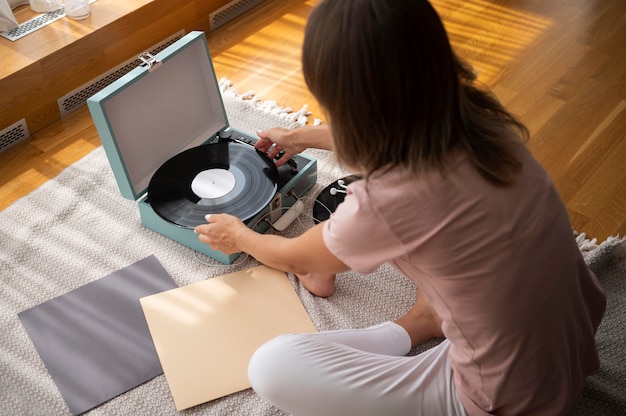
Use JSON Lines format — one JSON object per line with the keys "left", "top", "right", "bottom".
{"left": 138, "top": 52, "right": 162, "bottom": 71}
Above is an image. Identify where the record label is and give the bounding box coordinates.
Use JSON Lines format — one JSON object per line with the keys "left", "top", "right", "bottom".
{"left": 149, "top": 141, "right": 278, "bottom": 228}
{"left": 191, "top": 169, "right": 237, "bottom": 199}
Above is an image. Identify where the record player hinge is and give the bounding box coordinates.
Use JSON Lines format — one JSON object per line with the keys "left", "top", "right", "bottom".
{"left": 138, "top": 52, "right": 162, "bottom": 71}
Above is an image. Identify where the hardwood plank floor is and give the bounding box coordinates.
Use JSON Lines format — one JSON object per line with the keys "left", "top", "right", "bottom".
{"left": 1, "top": 0, "right": 624, "bottom": 241}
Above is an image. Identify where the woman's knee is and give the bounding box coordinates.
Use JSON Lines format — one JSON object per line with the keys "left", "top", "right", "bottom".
{"left": 248, "top": 333, "right": 311, "bottom": 400}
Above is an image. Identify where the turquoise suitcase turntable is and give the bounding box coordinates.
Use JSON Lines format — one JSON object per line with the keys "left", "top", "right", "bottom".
{"left": 87, "top": 31, "right": 317, "bottom": 264}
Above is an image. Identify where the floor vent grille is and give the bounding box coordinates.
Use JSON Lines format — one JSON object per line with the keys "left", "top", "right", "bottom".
{"left": 0, "top": 119, "right": 30, "bottom": 153}
{"left": 209, "top": 0, "right": 265, "bottom": 31}
{"left": 57, "top": 31, "right": 185, "bottom": 117}
{"left": 0, "top": 0, "right": 97, "bottom": 42}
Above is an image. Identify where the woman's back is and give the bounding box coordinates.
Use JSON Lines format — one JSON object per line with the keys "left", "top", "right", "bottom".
{"left": 323, "top": 145, "right": 606, "bottom": 414}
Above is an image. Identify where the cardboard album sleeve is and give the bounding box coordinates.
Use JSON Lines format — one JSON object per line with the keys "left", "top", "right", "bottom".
{"left": 140, "top": 265, "right": 317, "bottom": 410}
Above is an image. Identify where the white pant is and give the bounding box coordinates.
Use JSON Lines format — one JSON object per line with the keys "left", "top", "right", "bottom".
{"left": 248, "top": 322, "right": 468, "bottom": 416}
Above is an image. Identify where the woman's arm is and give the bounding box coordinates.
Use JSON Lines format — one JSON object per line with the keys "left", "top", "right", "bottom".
{"left": 194, "top": 213, "right": 348, "bottom": 276}
{"left": 255, "top": 125, "right": 333, "bottom": 166}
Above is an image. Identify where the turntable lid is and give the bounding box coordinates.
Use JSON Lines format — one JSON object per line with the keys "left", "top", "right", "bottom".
{"left": 87, "top": 31, "right": 228, "bottom": 200}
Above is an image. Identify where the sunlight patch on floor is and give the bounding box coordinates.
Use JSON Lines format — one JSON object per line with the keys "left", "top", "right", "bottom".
{"left": 432, "top": 0, "right": 554, "bottom": 83}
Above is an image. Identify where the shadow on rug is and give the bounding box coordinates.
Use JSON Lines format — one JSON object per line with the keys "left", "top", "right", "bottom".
{"left": 572, "top": 236, "right": 626, "bottom": 415}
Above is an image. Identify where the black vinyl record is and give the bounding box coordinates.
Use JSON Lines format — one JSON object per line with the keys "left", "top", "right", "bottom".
{"left": 149, "top": 141, "right": 278, "bottom": 229}
{"left": 313, "top": 175, "right": 361, "bottom": 223}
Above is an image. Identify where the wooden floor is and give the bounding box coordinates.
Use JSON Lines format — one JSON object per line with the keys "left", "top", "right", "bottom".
{"left": 0, "top": 0, "right": 624, "bottom": 241}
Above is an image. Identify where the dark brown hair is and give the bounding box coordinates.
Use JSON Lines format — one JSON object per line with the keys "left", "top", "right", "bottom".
{"left": 302, "top": 0, "right": 529, "bottom": 185}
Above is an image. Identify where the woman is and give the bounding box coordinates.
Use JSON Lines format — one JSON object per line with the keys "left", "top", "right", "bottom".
{"left": 194, "top": 1, "right": 605, "bottom": 414}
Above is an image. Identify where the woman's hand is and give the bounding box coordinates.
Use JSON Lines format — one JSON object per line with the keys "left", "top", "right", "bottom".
{"left": 255, "top": 125, "right": 334, "bottom": 167}
{"left": 194, "top": 214, "right": 248, "bottom": 254}
{"left": 255, "top": 128, "right": 305, "bottom": 167}
{"left": 195, "top": 213, "right": 350, "bottom": 296}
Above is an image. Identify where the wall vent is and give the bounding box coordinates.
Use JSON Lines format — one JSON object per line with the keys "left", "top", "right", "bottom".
{"left": 57, "top": 31, "right": 185, "bottom": 117}
{"left": 0, "top": 118, "right": 30, "bottom": 153}
{"left": 209, "top": 0, "right": 265, "bottom": 31}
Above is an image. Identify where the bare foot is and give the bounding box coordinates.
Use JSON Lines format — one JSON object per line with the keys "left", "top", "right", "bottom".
{"left": 296, "top": 273, "right": 336, "bottom": 297}
{"left": 394, "top": 290, "right": 444, "bottom": 347}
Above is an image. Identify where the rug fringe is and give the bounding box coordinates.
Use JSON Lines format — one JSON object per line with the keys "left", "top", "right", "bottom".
{"left": 218, "top": 77, "right": 316, "bottom": 128}
{"left": 574, "top": 231, "right": 598, "bottom": 252}
{"left": 574, "top": 230, "right": 626, "bottom": 255}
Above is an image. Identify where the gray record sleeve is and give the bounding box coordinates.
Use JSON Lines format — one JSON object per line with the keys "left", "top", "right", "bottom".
{"left": 18, "top": 255, "right": 178, "bottom": 415}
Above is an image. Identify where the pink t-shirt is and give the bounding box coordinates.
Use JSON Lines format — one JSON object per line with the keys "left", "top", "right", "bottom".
{"left": 323, "top": 147, "right": 605, "bottom": 415}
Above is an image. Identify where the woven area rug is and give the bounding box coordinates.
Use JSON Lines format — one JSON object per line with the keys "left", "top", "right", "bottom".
{"left": 1, "top": 80, "right": 625, "bottom": 415}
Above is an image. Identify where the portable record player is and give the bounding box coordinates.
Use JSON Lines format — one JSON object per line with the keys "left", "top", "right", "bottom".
{"left": 87, "top": 31, "right": 317, "bottom": 264}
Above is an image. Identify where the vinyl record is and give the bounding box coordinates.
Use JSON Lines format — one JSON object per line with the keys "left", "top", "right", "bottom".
{"left": 313, "top": 175, "right": 361, "bottom": 223}
{"left": 149, "top": 141, "right": 278, "bottom": 228}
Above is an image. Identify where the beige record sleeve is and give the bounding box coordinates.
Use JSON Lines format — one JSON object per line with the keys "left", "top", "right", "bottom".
{"left": 140, "top": 265, "right": 317, "bottom": 410}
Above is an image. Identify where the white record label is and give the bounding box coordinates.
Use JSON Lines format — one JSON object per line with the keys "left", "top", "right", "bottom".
{"left": 191, "top": 169, "right": 237, "bottom": 199}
